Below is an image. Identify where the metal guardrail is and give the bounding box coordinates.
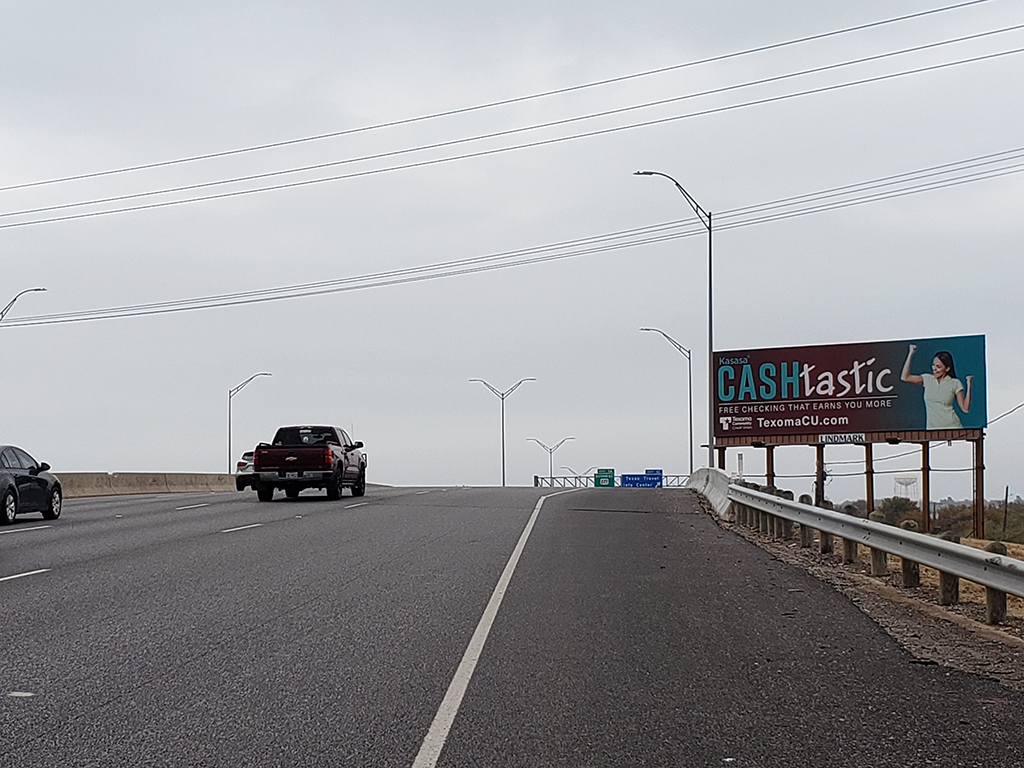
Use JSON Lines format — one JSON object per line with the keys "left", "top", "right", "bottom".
{"left": 534, "top": 475, "right": 689, "bottom": 488}
{"left": 729, "top": 483, "right": 1024, "bottom": 600}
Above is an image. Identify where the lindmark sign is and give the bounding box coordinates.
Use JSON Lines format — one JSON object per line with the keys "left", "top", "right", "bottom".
{"left": 819, "top": 433, "right": 867, "bottom": 444}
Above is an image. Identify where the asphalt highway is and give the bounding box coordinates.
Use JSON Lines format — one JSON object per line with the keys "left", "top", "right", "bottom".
{"left": 0, "top": 486, "right": 1021, "bottom": 767}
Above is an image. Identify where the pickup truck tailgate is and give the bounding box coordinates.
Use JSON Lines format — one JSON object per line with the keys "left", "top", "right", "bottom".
{"left": 255, "top": 447, "right": 332, "bottom": 473}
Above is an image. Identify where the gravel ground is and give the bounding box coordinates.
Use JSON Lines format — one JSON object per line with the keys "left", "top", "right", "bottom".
{"left": 703, "top": 499, "right": 1024, "bottom": 693}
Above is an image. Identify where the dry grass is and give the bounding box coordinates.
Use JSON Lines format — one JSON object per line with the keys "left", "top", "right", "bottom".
{"left": 845, "top": 536, "right": 1024, "bottom": 621}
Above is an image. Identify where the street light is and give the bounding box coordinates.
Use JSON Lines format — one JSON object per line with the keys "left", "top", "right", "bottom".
{"left": 562, "top": 465, "right": 598, "bottom": 478}
{"left": 634, "top": 170, "right": 713, "bottom": 468}
{"left": 470, "top": 377, "right": 535, "bottom": 486}
{"left": 0, "top": 288, "right": 46, "bottom": 323}
{"left": 528, "top": 437, "right": 575, "bottom": 485}
{"left": 228, "top": 372, "right": 272, "bottom": 473}
{"left": 640, "top": 327, "right": 694, "bottom": 476}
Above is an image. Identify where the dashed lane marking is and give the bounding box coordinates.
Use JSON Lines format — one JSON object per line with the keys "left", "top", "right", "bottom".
{"left": 220, "top": 523, "right": 264, "bottom": 533}
{"left": 0, "top": 569, "right": 51, "bottom": 583}
{"left": 0, "top": 525, "right": 51, "bottom": 536}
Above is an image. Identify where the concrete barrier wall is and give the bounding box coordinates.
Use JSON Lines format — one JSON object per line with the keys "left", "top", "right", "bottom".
{"left": 685, "top": 467, "right": 734, "bottom": 521}
{"left": 58, "top": 473, "right": 235, "bottom": 498}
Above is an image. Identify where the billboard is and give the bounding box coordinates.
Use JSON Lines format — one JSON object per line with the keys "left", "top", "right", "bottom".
{"left": 713, "top": 335, "right": 986, "bottom": 439}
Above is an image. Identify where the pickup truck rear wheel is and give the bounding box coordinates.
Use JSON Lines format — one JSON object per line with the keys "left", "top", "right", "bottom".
{"left": 256, "top": 486, "right": 274, "bottom": 502}
{"left": 325, "top": 472, "right": 342, "bottom": 500}
{"left": 351, "top": 468, "right": 366, "bottom": 497}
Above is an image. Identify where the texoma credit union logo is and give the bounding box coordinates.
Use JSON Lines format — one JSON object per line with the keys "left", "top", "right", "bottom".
{"left": 718, "top": 416, "right": 753, "bottom": 431}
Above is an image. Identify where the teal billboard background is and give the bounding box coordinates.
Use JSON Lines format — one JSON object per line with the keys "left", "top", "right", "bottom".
{"left": 713, "top": 335, "right": 986, "bottom": 439}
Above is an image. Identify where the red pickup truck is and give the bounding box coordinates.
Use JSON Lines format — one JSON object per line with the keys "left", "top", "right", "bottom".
{"left": 252, "top": 425, "right": 366, "bottom": 501}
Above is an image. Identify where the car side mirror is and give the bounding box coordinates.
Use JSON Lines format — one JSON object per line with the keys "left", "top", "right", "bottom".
{"left": 352, "top": 441, "right": 364, "bottom": 449}
{"left": 38, "top": 462, "right": 50, "bottom": 472}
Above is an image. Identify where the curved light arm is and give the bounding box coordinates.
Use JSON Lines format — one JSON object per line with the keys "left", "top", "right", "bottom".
{"left": 639, "top": 327, "right": 691, "bottom": 360}
{"left": 0, "top": 287, "right": 46, "bottom": 323}
{"left": 528, "top": 436, "right": 575, "bottom": 453}
{"left": 470, "top": 377, "right": 536, "bottom": 399}
{"left": 634, "top": 170, "right": 710, "bottom": 230}
{"left": 230, "top": 372, "right": 272, "bottom": 399}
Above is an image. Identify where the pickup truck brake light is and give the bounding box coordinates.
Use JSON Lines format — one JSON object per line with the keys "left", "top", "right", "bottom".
{"left": 324, "top": 447, "right": 333, "bottom": 466}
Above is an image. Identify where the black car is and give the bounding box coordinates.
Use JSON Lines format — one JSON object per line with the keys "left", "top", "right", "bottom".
{"left": 0, "top": 445, "right": 62, "bottom": 524}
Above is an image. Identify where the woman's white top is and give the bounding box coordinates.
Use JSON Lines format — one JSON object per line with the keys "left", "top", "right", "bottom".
{"left": 922, "top": 373, "right": 964, "bottom": 429}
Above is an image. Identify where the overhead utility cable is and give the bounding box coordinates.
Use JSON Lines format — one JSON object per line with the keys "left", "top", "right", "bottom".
{"left": 3, "top": 43, "right": 1023, "bottom": 232}
{"left": 2, "top": 146, "right": 1021, "bottom": 328}
{"left": 0, "top": 0, "right": 993, "bottom": 194}
{"left": 4, "top": 23, "right": 1021, "bottom": 225}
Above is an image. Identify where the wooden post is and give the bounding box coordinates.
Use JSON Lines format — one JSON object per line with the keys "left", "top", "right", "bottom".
{"left": 867, "top": 512, "right": 887, "bottom": 576}
{"left": 899, "top": 520, "right": 920, "bottom": 587}
{"left": 765, "top": 445, "right": 775, "bottom": 488}
{"left": 798, "top": 493, "right": 813, "bottom": 548}
{"left": 938, "top": 532, "right": 960, "bottom": 605}
{"left": 817, "top": 498, "right": 833, "bottom": 554}
{"left": 985, "top": 542, "right": 1008, "bottom": 624}
{"left": 921, "top": 442, "right": 931, "bottom": 534}
{"left": 717, "top": 446, "right": 726, "bottom": 470}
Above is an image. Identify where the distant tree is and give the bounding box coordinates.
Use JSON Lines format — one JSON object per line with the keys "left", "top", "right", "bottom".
{"left": 877, "top": 496, "right": 919, "bottom": 525}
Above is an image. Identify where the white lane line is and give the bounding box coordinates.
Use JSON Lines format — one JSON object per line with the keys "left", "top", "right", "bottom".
{"left": 415, "top": 491, "right": 430, "bottom": 495}
{"left": 175, "top": 503, "right": 210, "bottom": 511}
{"left": 220, "top": 523, "right": 264, "bottom": 533}
{"left": 412, "top": 490, "right": 576, "bottom": 768}
{"left": 0, "top": 569, "right": 51, "bottom": 583}
{"left": 0, "top": 525, "right": 51, "bottom": 536}
{"left": 345, "top": 502, "right": 368, "bottom": 509}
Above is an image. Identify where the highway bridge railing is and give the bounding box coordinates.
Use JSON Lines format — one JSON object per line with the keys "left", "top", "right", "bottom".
{"left": 533, "top": 475, "right": 689, "bottom": 488}
{"left": 688, "top": 467, "right": 1024, "bottom": 625}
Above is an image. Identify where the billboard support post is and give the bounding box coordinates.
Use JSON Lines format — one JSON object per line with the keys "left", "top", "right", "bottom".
{"left": 765, "top": 445, "right": 775, "bottom": 488}
{"left": 865, "top": 443, "right": 875, "bottom": 515}
{"left": 921, "top": 442, "right": 931, "bottom": 534}
{"left": 974, "top": 435, "right": 985, "bottom": 539}
{"left": 815, "top": 444, "right": 825, "bottom": 506}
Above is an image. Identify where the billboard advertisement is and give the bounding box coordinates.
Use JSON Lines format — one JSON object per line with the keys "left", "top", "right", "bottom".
{"left": 713, "top": 335, "right": 986, "bottom": 440}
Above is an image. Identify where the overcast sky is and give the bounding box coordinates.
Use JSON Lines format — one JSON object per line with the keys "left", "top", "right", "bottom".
{"left": 3, "top": 1, "right": 1022, "bottom": 503}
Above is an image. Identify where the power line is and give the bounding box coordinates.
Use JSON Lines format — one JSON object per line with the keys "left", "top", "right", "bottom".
{"left": 2, "top": 144, "right": 1021, "bottom": 328}
{"left": 0, "top": 0, "right": 995, "bottom": 195}
{"left": 4, "top": 43, "right": 1023, "bottom": 232}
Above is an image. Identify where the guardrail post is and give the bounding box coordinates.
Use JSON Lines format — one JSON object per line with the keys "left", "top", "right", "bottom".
{"left": 899, "top": 520, "right": 921, "bottom": 587}
{"left": 766, "top": 487, "right": 780, "bottom": 538}
{"left": 985, "top": 541, "right": 1008, "bottom": 624}
{"left": 840, "top": 504, "right": 859, "bottom": 564}
{"left": 816, "top": 499, "right": 834, "bottom": 554}
{"left": 937, "top": 532, "right": 960, "bottom": 605}
{"left": 779, "top": 490, "right": 794, "bottom": 540}
{"left": 758, "top": 486, "right": 771, "bottom": 534}
{"left": 867, "top": 512, "right": 887, "bottom": 576}
{"left": 798, "top": 494, "right": 813, "bottom": 548}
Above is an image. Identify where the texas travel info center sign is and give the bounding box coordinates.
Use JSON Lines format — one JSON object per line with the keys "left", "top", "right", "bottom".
{"left": 713, "top": 335, "right": 987, "bottom": 442}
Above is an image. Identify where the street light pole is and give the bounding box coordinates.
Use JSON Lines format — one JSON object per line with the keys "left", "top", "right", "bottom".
{"left": 228, "top": 372, "right": 272, "bottom": 473}
{"left": 470, "top": 377, "right": 535, "bottom": 486}
{"left": 639, "top": 327, "right": 693, "bottom": 476}
{"left": 634, "top": 170, "right": 714, "bottom": 468}
{"left": 528, "top": 437, "right": 575, "bottom": 485}
{"left": 0, "top": 288, "right": 46, "bottom": 323}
